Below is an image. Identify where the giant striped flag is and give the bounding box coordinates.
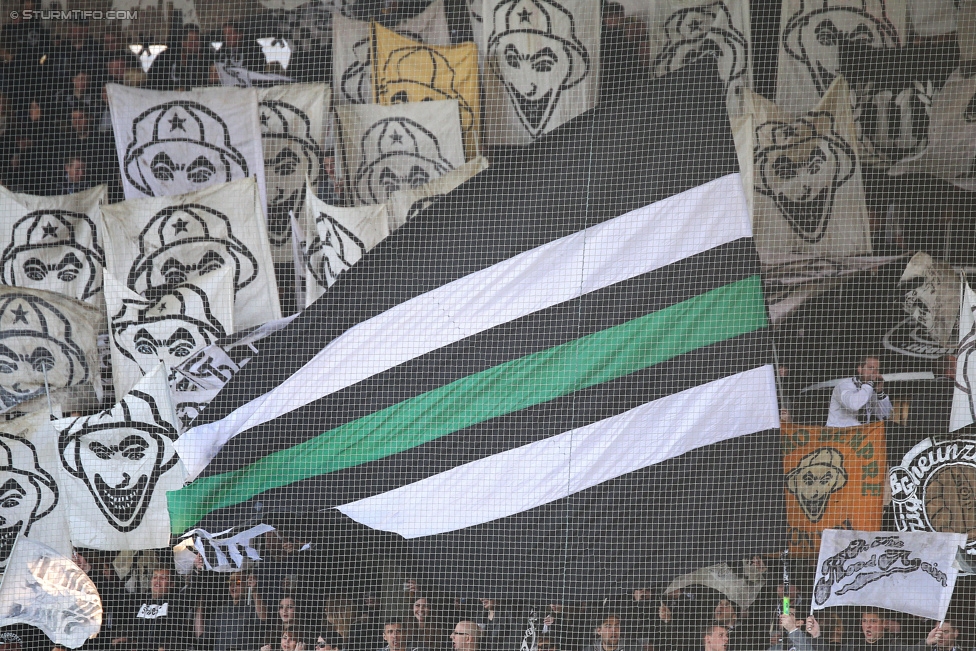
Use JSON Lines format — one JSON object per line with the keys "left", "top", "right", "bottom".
{"left": 168, "top": 62, "right": 785, "bottom": 595}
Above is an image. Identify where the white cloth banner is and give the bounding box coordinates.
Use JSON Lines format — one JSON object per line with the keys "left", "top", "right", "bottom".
{"left": 214, "top": 62, "right": 293, "bottom": 88}
{"left": 336, "top": 100, "right": 466, "bottom": 206}
{"left": 0, "top": 413, "right": 71, "bottom": 575}
{"left": 299, "top": 184, "right": 389, "bottom": 307}
{"left": 0, "top": 538, "right": 101, "bottom": 648}
{"left": 736, "top": 79, "right": 872, "bottom": 265}
{"left": 105, "top": 268, "right": 235, "bottom": 400}
{"left": 384, "top": 155, "right": 488, "bottom": 231}
{"left": 183, "top": 524, "right": 275, "bottom": 572}
{"left": 332, "top": 0, "right": 451, "bottom": 106}
{"left": 951, "top": 280, "right": 976, "bottom": 431}
{"left": 106, "top": 84, "right": 268, "bottom": 213}
{"left": 482, "top": 0, "right": 600, "bottom": 145}
{"left": 776, "top": 0, "right": 905, "bottom": 114}
{"left": 899, "top": 252, "right": 960, "bottom": 349}
{"left": 665, "top": 558, "right": 766, "bottom": 608}
{"left": 100, "top": 178, "right": 280, "bottom": 330}
{"left": 0, "top": 186, "right": 107, "bottom": 306}
{"left": 647, "top": 0, "right": 751, "bottom": 117}
{"left": 257, "top": 84, "right": 330, "bottom": 266}
{"left": 813, "top": 529, "right": 966, "bottom": 620}
{"left": 0, "top": 287, "right": 103, "bottom": 414}
{"left": 53, "top": 364, "right": 184, "bottom": 550}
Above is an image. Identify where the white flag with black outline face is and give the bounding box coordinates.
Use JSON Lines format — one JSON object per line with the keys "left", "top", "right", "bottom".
{"left": 105, "top": 84, "right": 267, "bottom": 212}
{"left": 52, "top": 364, "right": 185, "bottom": 550}
{"left": 105, "top": 268, "right": 235, "bottom": 400}
{"left": 100, "top": 177, "right": 280, "bottom": 331}
{"left": 0, "top": 287, "right": 104, "bottom": 414}
{"left": 951, "top": 280, "right": 976, "bottom": 431}
{"left": 0, "top": 186, "right": 107, "bottom": 307}
{"left": 384, "top": 156, "right": 488, "bottom": 231}
{"left": 482, "top": 0, "right": 600, "bottom": 145}
{"left": 0, "top": 537, "right": 101, "bottom": 648}
{"left": 813, "top": 529, "right": 966, "bottom": 621}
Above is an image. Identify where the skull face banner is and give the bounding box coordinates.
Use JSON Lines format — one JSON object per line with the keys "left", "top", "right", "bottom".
{"left": 483, "top": 0, "right": 599, "bottom": 145}
{"left": 100, "top": 178, "right": 280, "bottom": 330}
{"left": 0, "top": 186, "right": 107, "bottom": 306}
{"left": 336, "top": 101, "right": 465, "bottom": 207}
{"left": 106, "top": 85, "right": 267, "bottom": 212}
{"left": 0, "top": 287, "right": 103, "bottom": 414}
{"left": 53, "top": 364, "right": 184, "bottom": 550}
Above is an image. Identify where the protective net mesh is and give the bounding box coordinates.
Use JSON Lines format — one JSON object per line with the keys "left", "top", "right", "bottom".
{"left": 0, "top": 1, "right": 971, "bottom": 651}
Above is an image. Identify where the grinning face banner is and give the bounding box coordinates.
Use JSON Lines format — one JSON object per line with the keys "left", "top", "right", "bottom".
{"left": 0, "top": 429, "right": 58, "bottom": 569}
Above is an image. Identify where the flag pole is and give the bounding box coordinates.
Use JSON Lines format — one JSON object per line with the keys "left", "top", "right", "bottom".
{"left": 781, "top": 549, "right": 790, "bottom": 648}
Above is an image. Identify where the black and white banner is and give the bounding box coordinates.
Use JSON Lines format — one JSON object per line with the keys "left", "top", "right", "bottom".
{"left": 813, "top": 529, "right": 966, "bottom": 621}
{"left": 106, "top": 84, "right": 267, "bottom": 211}
{"left": 899, "top": 252, "right": 960, "bottom": 350}
{"left": 385, "top": 155, "right": 488, "bottom": 231}
{"left": 951, "top": 280, "right": 976, "bottom": 431}
{"left": 53, "top": 364, "right": 184, "bottom": 550}
{"left": 0, "top": 186, "right": 107, "bottom": 306}
{"left": 336, "top": 100, "right": 466, "bottom": 206}
{"left": 482, "top": 0, "right": 600, "bottom": 145}
{"left": 100, "top": 178, "right": 280, "bottom": 330}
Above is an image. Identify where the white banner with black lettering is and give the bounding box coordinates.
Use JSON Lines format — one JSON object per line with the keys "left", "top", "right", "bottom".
{"left": 0, "top": 538, "right": 101, "bottom": 648}
{"left": 53, "top": 364, "right": 184, "bottom": 550}
{"left": 813, "top": 529, "right": 966, "bottom": 620}
{"left": 100, "top": 178, "right": 280, "bottom": 330}
{"left": 106, "top": 84, "right": 267, "bottom": 212}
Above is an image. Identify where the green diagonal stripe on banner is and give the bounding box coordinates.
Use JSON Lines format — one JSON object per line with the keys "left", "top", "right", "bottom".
{"left": 168, "top": 275, "right": 767, "bottom": 533}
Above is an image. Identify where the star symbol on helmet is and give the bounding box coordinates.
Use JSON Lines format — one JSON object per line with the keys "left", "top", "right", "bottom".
{"left": 518, "top": 8, "right": 532, "bottom": 22}
{"left": 156, "top": 300, "right": 168, "bottom": 313}
{"left": 390, "top": 131, "right": 404, "bottom": 144}
{"left": 168, "top": 113, "right": 187, "bottom": 132}
{"left": 41, "top": 223, "right": 59, "bottom": 238}
{"left": 10, "top": 305, "right": 28, "bottom": 324}
{"left": 173, "top": 218, "right": 189, "bottom": 234}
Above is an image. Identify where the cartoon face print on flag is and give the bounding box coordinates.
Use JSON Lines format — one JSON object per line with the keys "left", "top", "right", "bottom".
{"left": 105, "top": 269, "right": 234, "bottom": 399}
{"left": 333, "top": 0, "right": 452, "bottom": 106}
{"left": 300, "top": 184, "right": 389, "bottom": 306}
{"left": 373, "top": 24, "right": 481, "bottom": 159}
{"left": 777, "top": 0, "right": 903, "bottom": 114}
{"left": 53, "top": 365, "right": 184, "bottom": 549}
{"left": 737, "top": 80, "right": 872, "bottom": 265}
{"left": 0, "top": 288, "right": 103, "bottom": 414}
{"left": 100, "top": 178, "right": 280, "bottom": 330}
{"left": 648, "top": 1, "right": 751, "bottom": 117}
{"left": 889, "top": 64, "right": 976, "bottom": 191}
{"left": 337, "top": 101, "right": 465, "bottom": 206}
{"left": 384, "top": 155, "right": 489, "bottom": 230}
{"left": 106, "top": 85, "right": 267, "bottom": 209}
{"left": 483, "top": 0, "right": 599, "bottom": 145}
{"left": 257, "top": 84, "right": 329, "bottom": 263}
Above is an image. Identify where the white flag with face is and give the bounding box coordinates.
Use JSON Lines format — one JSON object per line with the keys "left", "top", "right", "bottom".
{"left": 257, "top": 84, "right": 330, "bottom": 266}
{"left": 951, "top": 280, "right": 976, "bottom": 431}
{"left": 483, "top": 0, "right": 600, "bottom": 145}
{"left": 53, "top": 364, "right": 184, "bottom": 550}
{"left": 776, "top": 0, "right": 904, "bottom": 114}
{"left": 105, "top": 268, "right": 235, "bottom": 400}
{"left": 736, "top": 79, "right": 872, "bottom": 265}
{"left": 0, "top": 413, "right": 70, "bottom": 576}
{"left": 0, "top": 538, "right": 101, "bottom": 648}
{"left": 0, "top": 186, "right": 107, "bottom": 306}
{"left": 889, "top": 64, "right": 976, "bottom": 191}
{"left": 647, "top": 0, "right": 751, "bottom": 117}
{"left": 299, "top": 184, "right": 389, "bottom": 307}
{"left": 332, "top": 0, "right": 451, "bottom": 106}
{"left": 384, "top": 155, "right": 489, "bottom": 230}
{"left": 336, "top": 100, "right": 466, "bottom": 206}
{"left": 100, "top": 177, "right": 280, "bottom": 331}
{"left": 106, "top": 84, "right": 267, "bottom": 212}
{"left": 813, "top": 529, "right": 965, "bottom": 621}
{"left": 0, "top": 287, "right": 104, "bottom": 414}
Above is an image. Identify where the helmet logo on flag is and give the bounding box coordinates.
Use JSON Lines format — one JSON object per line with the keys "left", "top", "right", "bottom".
{"left": 0, "top": 432, "right": 58, "bottom": 567}
{"left": 487, "top": 0, "right": 590, "bottom": 137}
{"left": 306, "top": 212, "right": 367, "bottom": 288}
{"left": 59, "top": 389, "right": 179, "bottom": 532}
{"left": 260, "top": 100, "right": 324, "bottom": 246}
{"left": 754, "top": 113, "right": 856, "bottom": 243}
{"left": 0, "top": 211, "right": 105, "bottom": 302}
{"left": 123, "top": 100, "right": 250, "bottom": 197}
{"left": 354, "top": 117, "right": 456, "bottom": 204}
{"left": 786, "top": 447, "right": 848, "bottom": 523}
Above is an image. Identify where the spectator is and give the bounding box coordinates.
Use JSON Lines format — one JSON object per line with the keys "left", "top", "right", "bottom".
{"left": 703, "top": 625, "right": 729, "bottom": 651}
{"left": 825, "top": 354, "right": 893, "bottom": 427}
{"left": 381, "top": 620, "right": 428, "bottom": 651}
{"left": 318, "top": 631, "right": 347, "bottom": 651}
{"left": 59, "top": 154, "right": 90, "bottom": 195}
{"left": 412, "top": 597, "right": 447, "bottom": 651}
{"left": 586, "top": 614, "right": 633, "bottom": 651}
{"left": 768, "top": 615, "right": 815, "bottom": 651}
{"left": 148, "top": 25, "right": 211, "bottom": 91}
{"left": 808, "top": 610, "right": 944, "bottom": 651}
{"left": 128, "top": 565, "right": 194, "bottom": 651}
{"left": 478, "top": 599, "right": 519, "bottom": 651}
{"left": 451, "top": 622, "right": 482, "bottom": 651}
{"left": 201, "top": 572, "right": 266, "bottom": 651}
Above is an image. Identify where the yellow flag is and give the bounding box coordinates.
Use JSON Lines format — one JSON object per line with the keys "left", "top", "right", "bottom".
{"left": 372, "top": 22, "right": 480, "bottom": 159}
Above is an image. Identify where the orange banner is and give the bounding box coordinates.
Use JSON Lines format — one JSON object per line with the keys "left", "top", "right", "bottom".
{"left": 782, "top": 422, "right": 887, "bottom": 555}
